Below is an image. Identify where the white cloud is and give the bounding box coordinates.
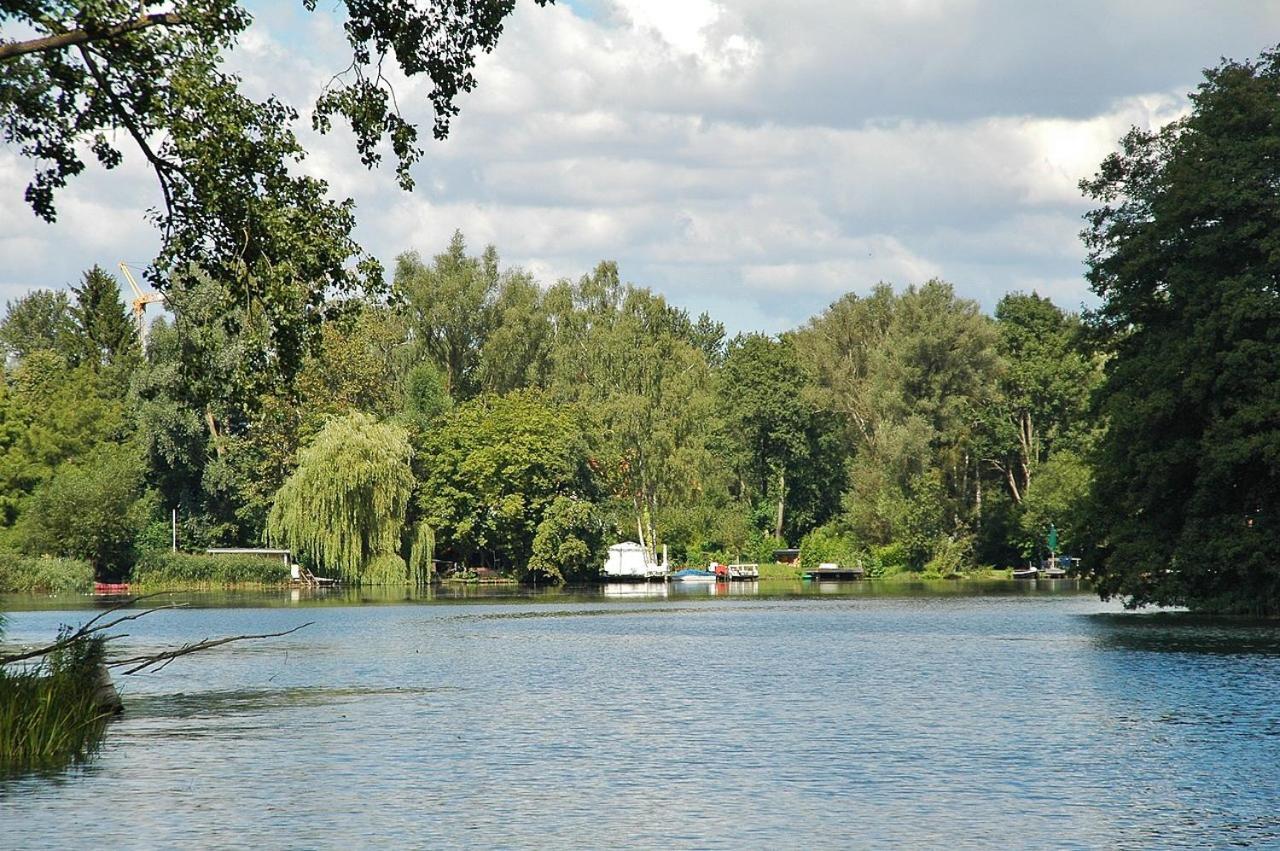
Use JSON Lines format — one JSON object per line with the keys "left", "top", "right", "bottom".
{"left": 2, "top": 0, "right": 1277, "bottom": 332}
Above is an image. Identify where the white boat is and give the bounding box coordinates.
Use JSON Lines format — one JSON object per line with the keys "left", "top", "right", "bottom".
{"left": 601, "top": 542, "right": 665, "bottom": 579}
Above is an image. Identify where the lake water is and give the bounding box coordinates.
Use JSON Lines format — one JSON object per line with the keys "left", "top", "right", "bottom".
{"left": 4, "top": 580, "right": 1280, "bottom": 849}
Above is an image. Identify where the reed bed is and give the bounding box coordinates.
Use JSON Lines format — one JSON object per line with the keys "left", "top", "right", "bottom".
{"left": 0, "top": 628, "right": 111, "bottom": 774}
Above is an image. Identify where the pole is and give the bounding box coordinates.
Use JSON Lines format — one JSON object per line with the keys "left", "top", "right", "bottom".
{"left": 171, "top": 508, "right": 177, "bottom": 552}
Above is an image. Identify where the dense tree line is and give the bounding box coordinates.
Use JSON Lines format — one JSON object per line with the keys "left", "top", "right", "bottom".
{"left": 0, "top": 238, "right": 1101, "bottom": 584}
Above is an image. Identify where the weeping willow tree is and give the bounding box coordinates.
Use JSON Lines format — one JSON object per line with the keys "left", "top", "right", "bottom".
{"left": 267, "top": 412, "right": 414, "bottom": 584}
{"left": 408, "top": 522, "right": 436, "bottom": 585}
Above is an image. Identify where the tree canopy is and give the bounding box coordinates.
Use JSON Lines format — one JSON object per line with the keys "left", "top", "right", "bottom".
{"left": 1, "top": 1, "right": 550, "bottom": 375}
{"left": 267, "top": 412, "right": 414, "bottom": 584}
{"left": 1081, "top": 47, "right": 1280, "bottom": 614}
{"left": 0, "top": 234, "right": 1107, "bottom": 586}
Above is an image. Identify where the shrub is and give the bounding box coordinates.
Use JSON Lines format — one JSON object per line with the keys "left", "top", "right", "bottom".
{"left": 0, "top": 553, "right": 94, "bottom": 594}
{"left": 798, "top": 524, "right": 861, "bottom": 569}
{"left": 131, "top": 551, "right": 289, "bottom": 587}
{"left": 362, "top": 553, "right": 409, "bottom": 585}
{"left": 872, "top": 542, "right": 910, "bottom": 575}
{"left": 923, "top": 534, "right": 976, "bottom": 577}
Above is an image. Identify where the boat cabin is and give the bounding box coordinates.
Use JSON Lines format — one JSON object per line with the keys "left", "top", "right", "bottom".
{"left": 602, "top": 542, "right": 663, "bottom": 577}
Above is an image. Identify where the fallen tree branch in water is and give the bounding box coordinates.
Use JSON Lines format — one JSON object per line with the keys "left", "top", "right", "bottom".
{"left": 1, "top": 594, "right": 312, "bottom": 675}
{"left": 109, "top": 622, "right": 315, "bottom": 675}
{"left": 0, "top": 594, "right": 184, "bottom": 666}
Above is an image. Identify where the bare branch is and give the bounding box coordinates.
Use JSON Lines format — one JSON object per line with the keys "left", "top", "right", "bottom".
{"left": 0, "top": 12, "right": 185, "bottom": 61}
{"left": 110, "top": 622, "right": 315, "bottom": 675}
{"left": 77, "top": 44, "right": 180, "bottom": 237}
{"left": 0, "top": 594, "right": 183, "bottom": 665}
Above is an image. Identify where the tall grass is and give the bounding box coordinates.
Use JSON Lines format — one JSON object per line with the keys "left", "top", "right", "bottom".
{"left": 0, "top": 554, "right": 94, "bottom": 594}
{"left": 131, "top": 550, "right": 290, "bottom": 588}
{"left": 0, "top": 627, "right": 112, "bottom": 774}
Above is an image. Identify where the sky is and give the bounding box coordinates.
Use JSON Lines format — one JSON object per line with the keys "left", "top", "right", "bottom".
{"left": 3, "top": 1, "right": 1280, "bottom": 333}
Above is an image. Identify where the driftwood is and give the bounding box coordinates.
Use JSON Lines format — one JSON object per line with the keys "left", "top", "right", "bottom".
{"left": 1, "top": 594, "right": 312, "bottom": 711}
{"left": 108, "top": 622, "right": 313, "bottom": 675}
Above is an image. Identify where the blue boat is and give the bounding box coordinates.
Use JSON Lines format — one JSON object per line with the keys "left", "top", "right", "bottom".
{"left": 668, "top": 568, "right": 717, "bottom": 583}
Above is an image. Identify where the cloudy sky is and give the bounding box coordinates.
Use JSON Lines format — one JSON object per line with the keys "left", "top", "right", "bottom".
{"left": 3, "top": 1, "right": 1279, "bottom": 332}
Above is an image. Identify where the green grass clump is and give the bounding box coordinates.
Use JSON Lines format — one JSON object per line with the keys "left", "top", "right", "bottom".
{"left": 0, "top": 629, "right": 112, "bottom": 775}
{"left": 131, "top": 550, "right": 289, "bottom": 588}
{"left": 756, "top": 562, "right": 803, "bottom": 580}
{"left": 0, "top": 553, "right": 94, "bottom": 594}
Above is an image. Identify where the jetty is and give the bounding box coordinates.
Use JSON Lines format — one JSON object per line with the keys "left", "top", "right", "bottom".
{"left": 802, "top": 562, "right": 866, "bottom": 581}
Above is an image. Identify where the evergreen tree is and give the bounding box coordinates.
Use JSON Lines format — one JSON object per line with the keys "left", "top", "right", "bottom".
{"left": 68, "top": 266, "right": 139, "bottom": 370}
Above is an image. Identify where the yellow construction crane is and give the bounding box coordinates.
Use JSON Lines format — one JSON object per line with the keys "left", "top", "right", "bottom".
{"left": 118, "top": 262, "right": 165, "bottom": 342}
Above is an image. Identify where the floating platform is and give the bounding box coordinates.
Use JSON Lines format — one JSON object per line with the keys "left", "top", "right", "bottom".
{"left": 802, "top": 565, "right": 865, "bottom": 580}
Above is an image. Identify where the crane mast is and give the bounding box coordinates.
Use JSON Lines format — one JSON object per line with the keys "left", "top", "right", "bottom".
{"left": 118, "top": 262, "right": 165, "bottom": 342}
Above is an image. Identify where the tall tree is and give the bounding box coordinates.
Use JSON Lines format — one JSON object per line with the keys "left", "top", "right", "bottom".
{"left": 67, "top": 266, "right": 139, "bottom": 370}
{"left": 1081, "top": 47, "right": 1280, "bottom": 613}
{"left": 416, "top": 391, "right": 597, "bottom": 579}
{"left": 1, "top": 2, "right": 550, "bottom": 372}
{"left": 717, "top": 333, "right": 842, "bottom": 541}
{"left": 0, "top": 353, "right": 127, "bottom": 526}
{"left": 985, "top": 292, "right": 1098, "bottom": 506}
{"left": 543, "top": 263, "right": 719, "bottom": 552}
{"left": 267, "top": 412, "right": 414, "bottom": 584}
{"left": 394, "top": 233, "right": 500, "bottom": 399}
{"left": 479, "top": 272, "right": 553, "bottom": 394}
{"left": 0, "top": 289, "right": 73, "bottom": 362}
{"left": 797, "top": 281, "right": 1000, "bottom": 567}
{"left": 15, "top": 442, "right": 148, "bottom": 581}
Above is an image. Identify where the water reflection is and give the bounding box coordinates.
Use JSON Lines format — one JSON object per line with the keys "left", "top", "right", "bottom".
{"left": 1, "top": 577, "right": 1092, "bottom": 614}
{"left": 601, "top": 582, "right": 669, "bottom": 598}
{"left": 1089, "top": 612, "right": 1280, "bottom": 656}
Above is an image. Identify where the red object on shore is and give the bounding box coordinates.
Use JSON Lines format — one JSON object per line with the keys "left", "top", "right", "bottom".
{"left": 93, "top": 582, "right": 132, "bottom": 595}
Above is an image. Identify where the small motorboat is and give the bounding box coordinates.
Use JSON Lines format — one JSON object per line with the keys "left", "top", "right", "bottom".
{"left": 669, "top": 568, "right": 717, "bottom": 583}
{"left": 1011, "top": 565, "right": 1039, "bottom": 580}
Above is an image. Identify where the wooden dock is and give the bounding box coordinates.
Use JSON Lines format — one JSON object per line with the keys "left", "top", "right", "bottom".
{"left": 802, "top": 564, "right": 866, "bottom": 580}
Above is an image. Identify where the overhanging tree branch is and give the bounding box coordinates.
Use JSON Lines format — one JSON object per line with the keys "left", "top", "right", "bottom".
{"left": 0, "top": 13, "right": 187, "bottom": 61}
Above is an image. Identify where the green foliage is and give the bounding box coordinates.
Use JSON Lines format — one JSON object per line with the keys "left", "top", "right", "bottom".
{"left": 131, "top": 550, "right": 288, "bottom": 587}
{"left": 0, "top": 629, "right": 110, "bottom": 775}
{"left": 13, "top": 443, "right": 148, "bottom": 580}
{"left": 0, "top": 289, "right": 72, "bottom": 362}
{"left": 528, "top": 497, "right": 600, "bottom": 583}
{"left": 872, "top": 542, "right": 910, "bottom": 575}
{"left": 798, "top": 281, "right": 1000, "bottom": 566}
{"left": 0, "top": 554, "right": 94, "bottom": 594}
{"left": 1, "top": 3, "right": 550, "bottom": 374}
{"left": 418, "top": 391, "right": 597, "bottom": 574}
{"left": 479, "top": 272, "right": 554, "bottom": 394}
{"left": 404, "top": 362, "right": 451, "bottom": 427}
{"left": 267, "top": 413, "right": 414, "bottom": 584}
{"left": 718, "top": 333, "right": 845, "bottom": 541}
{"left": 0, "top": 354, "right": 127, "bottom": 525}
{"left": 985, "top": 291, "right": 1100, "bottom": 508}
{"left": 798, "top": 524, "right": 862, "bottom": 569}
{"left": 66, "top": 266, "right": 139, "bottom": 372}
{"left": 298, "top": 306, "right": 410, "bottom": 428}
{"left": 543, "top": 263, "right": 720, "bottom": 551}
{"left": 407, "top": 522, "right": 436, "bottom": 585}
{"left": 923, "top": 534, "right": 975, "bottom": 577}
{"left": 1081, "top": 46, "right": 1280, "bottom": 613}
{"left": 394, "top": 233, "right": 501, "bottom": 399}
{"left": 1017, "top": 450, "right": 1092, "bottom": 559}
